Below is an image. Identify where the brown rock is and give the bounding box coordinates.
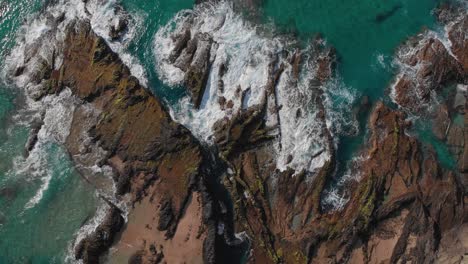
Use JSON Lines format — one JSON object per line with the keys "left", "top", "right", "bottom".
{"left": 38, "top": 20, "right": 222, "bottom": 264}
{"left": 447, "top": 10, "right": 468, "bottom": 73}
{"left": 432, "top": 104, "right": 450, "bottom": 140}
{"left": 393, "top": 37, "right": 463, "bottom": 111}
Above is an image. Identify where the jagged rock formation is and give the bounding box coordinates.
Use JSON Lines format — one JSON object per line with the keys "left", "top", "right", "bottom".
{"left": 392, "top": 4, "right": 468, "bottom": 194}
{"left": 171, "top": 31, "right": 213, "bottom": 109}
{"left": 206, "top": 42, "right": 338, "bottom": 264}
{"left": 14, "top": 20, "right": 234, "bottom": 263}
{"left": 216, "top": 100, "right": 467, "bottom": 263}
{"left": 392, "top": 35, "right": 463, "bottom": 111}
{"left": 176, "top": 3, "right": 468, "bottom": 263}
{"left": 392, "top": 4, "right": 467, "bottom": 113}
{"left": 153, "top": 1, "right": 347, "bottom": 179}
{"left": 10, "top": 1, "right": 467, "bottom": 264}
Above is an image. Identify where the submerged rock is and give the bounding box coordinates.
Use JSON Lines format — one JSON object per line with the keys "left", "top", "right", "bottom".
{"left": 109, "top": 17, "right": 128, "bottom": 41}
{"left": 23, "top": 115, "right": 44, "bottom": 157}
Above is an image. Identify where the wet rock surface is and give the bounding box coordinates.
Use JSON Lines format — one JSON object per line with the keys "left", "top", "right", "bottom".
{"left": 16, "top": 19, "right": 235, "bottom": 264}
{"left": 392, "top": 4, "right": 468, "bottom": 195}
{"left": 218, "top": 99, "right": 466, "bottom": 263}
{"left": 74, "top": 206, "right": 124, "bottom": 263}
{"left": 11, "top": 1, "right": 468, "bottom": 264}
{"left": 392, "top": 5, "right": 467, "bottom": 113}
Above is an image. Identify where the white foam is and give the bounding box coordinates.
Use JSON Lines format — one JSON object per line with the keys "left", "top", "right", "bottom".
{"left": 372, "top": 52, "right": 389, "bottom": 71}
{"left": 390, "top": 7, "right": 467, "bottom": 114}
{"left": 22, "top": 150, "right": 53, "bottom": 210}
{"left": 158, "top": 2, "right": 286, "bottom": 140}
{"left": 5, "top": 88, "right": 77, "bottom": 210}
{"left": 322, "top": 153, "right": 369, "bottom": 210}
{"left": 3, "top": 0, "right": 147, "bottom": 91}
{"left": 2, "top": 0, "right": 140, "bottom": 259}
{"left": 154, "top": 1, "right": 358, "bottom": 175}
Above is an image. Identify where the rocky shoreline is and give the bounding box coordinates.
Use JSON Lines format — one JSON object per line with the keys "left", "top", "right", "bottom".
{"left": 14, "top": 18, "right": 235, "bottom": 263}
{"left": 392, "top": 2, "right": 468, "bottom": 192}
{"left": 8, "top": 1, "right": 468, "bottom": 263}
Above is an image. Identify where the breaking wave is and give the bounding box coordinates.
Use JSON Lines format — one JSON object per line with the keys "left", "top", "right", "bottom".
{"left": 21, "top": 88, "right": 77, "bottom": 210}
{"left": 2, "top": 0, "right": 140, "bottom": 260}
{"left": 389, "top": 6, "right": 467, "bottom": 115}
{"left": 154, "top": 1, "right": 358, "bottom": 174}
{"left": 321, "top": 153, "right": 369, "bottom": 210}
{"left": 3, "top": 0, "right": 147, "bottom": 92}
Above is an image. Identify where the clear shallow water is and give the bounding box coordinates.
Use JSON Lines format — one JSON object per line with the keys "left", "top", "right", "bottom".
{"left": 0, "top": 0, "right": 454, "bottom": 261}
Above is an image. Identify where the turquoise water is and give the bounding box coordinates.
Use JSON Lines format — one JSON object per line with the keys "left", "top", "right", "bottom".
{"left": 261, "top": 0, "right": 448, "bottom": 178}
{"left": 262, "top": 0, "right": 439, "bottom": 100}
{"left": 0, "top": 0, "right": 454, "bottom": 261}
{"left": 0, "top": 0, "right": 42, "bottom": 122}
{"left": 416, "top": 124, "right": 457, "bottom": 169}
{"left": 122, "top": 0, "right": 194, "bottom": 103}
{"left": 0, "top": 0, "right": 98, "bottom": 262}
{"left": 0, "top": 142, "right": 97, "bottom": 263}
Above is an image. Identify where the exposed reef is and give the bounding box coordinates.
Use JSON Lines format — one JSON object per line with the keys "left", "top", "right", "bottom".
{"left": 214, "top": 100, "right": 466, "bottom": 263}
{"left": 170, "top": 2, "right": 468, "bottom": 263}
{"left": 12, "top": 18, "right": 237, "bottom": 263}
{"left": 8, "top": 1, "right": 468, "bottom": 263}
{"left": 392, "top": 3, "right": 468, "bottom": 194}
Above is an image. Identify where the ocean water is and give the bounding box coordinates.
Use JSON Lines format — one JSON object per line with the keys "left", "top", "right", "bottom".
{"left": 0, "top": 0, "right": 449, "bottom": 262}
{"left": 0, "top": 0, "right": 97, "bottom": 262}
{"left": 261, "top": 0, "right": 451, "bottom": 185}
{"left": 121, "top": 0, "right": 195, "bottom": 102}
{"left": 151, "top": 0, "right": 447, "bottom": 184}
{"left": 262, "top": 0, "right": 439, "bottom": 100}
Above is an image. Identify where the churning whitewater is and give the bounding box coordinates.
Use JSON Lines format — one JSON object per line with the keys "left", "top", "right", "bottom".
{"left": 1, "top": 0, "right": 466, "bottom": 262}
{"left": 2, "top": 0, "right": 140, "bottom": 261}
{"left": 1, "top": 2, "right": 360, "bottom": 259}
{"left": 154, "top": 1, "right": 358, "bottom": 175}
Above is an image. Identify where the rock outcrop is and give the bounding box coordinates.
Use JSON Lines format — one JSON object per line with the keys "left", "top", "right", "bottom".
{"left": 11, "top": 1, "right": 467, "bottom": 264}
{"left": 392, "top": 4, "right": 467, "bottom": 113}
{"left": 169, "top": 29, "right": 213, "bottom": 109}
{"left": 219, "top": 100, "right": 466, "bottom": 263}
{"left": 16, "top": 19, "right": 232, "bottom": 263}
{"left": 392, "top": 4, "right": 468, "bottom": 194}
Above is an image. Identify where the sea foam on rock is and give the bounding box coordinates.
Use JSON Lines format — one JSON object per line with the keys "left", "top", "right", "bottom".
{"left": 3, "top": 0, "right": 149, "bottom": 262}
{"left": 391, "top": 3, "right": 467, "bottom": 114}
{"left": 154, "top": 1, "right": 358, "bottom": 175}
{"left": 391, "top": 3, "right": 468, "bottom": 191}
